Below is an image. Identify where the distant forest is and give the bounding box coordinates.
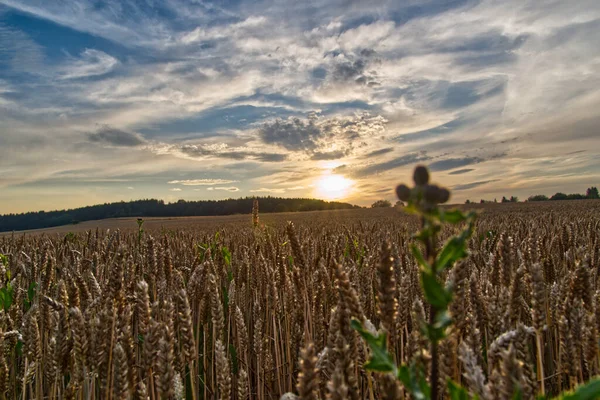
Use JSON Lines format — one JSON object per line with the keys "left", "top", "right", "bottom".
{"left": 0, "top": 197, "right": 360, "bottom": 232}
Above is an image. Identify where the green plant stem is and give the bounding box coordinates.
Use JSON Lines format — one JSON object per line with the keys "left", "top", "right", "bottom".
{"left": 423, "top": 217, "right": 439, "bottom": 400}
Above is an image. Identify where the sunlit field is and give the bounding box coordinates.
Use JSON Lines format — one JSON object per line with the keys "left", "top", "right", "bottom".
{"left": 0, "top": 199, "right": 599, "bottom": 399}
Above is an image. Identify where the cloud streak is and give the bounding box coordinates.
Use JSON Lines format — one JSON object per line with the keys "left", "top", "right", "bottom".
{"left": 88, "top": 126, "right": 146, "bottom": 147}
{"left": 168, "top": 179, "right": 238, "bottom": 186}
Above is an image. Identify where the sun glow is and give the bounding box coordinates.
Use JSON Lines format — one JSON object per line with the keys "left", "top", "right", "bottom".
{"left": 315, "top": 174, "right": 354, "bottom": 200}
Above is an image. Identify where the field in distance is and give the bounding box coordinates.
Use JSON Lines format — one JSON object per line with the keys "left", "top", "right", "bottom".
{"left": 3, "top": 199, "right": 599, "bottom": 236}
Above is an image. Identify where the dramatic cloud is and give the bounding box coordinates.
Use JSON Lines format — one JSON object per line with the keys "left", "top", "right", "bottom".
{"left": 258, "top": 113, "right": 387, "bottom": 158}
{"left": 258, "top": 117, "right": 322, "bottom": 152}
{"left": 1, "top": 0, "right": 599, "bottom": 212}
{"left": 168, "top": 179, "right": 238, "bottom": 186}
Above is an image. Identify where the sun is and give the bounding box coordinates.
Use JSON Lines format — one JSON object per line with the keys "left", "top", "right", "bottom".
{"left": 315, "top": 174, "right": 354, "bottom": 200}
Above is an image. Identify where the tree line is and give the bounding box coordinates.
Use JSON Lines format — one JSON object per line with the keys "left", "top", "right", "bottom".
{"left": 527, "top": 186, "right": 599, "bottom": 201}
{"left": 0, "top": 197, "right": 359, "bottom": 232}
{"left": 463, "top": 186, "right": 599, "bottom": 204}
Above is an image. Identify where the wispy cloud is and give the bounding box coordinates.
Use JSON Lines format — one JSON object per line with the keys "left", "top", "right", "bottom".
{"left": 448, "top": 168, "right": 474, "bottom": 175}
{"left": 350, "top": 153, "right": 431, "bottom": 178}
{"left": 168, "top": 179, "right": 238, "bottom": 186}
{"left": 59, "top": 49, "right": 118, "bottom": 80}
{"left": 453, "top": 180, "right": 499, "bottom": 191}
{"left": 250, "top": 188, "right": 286, "bottom": 194}
{"left": 207, "top": 186, "right": 240, "bottom": 192}
{"left": 169, "top": 188, "right": 182, "bottom": 192}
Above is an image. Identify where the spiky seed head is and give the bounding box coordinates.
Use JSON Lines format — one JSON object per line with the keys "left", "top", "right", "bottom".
{"left": 413, "top": 165, "right": 429, "bottom": 185}
{"left": 396, "top": 184, "right": 411, "bottom": 201}
{"left": 438, "top": 187, "right": 450, "bottom": 203}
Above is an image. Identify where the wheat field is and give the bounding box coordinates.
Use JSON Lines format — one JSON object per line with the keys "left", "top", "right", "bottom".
{"left": 0, "top": 201, "right": 598, "bottom": 399}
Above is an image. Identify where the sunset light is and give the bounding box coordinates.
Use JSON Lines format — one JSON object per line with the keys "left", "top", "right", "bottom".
{"left": 315, "top": 174, "right": 354, "bottom": 200}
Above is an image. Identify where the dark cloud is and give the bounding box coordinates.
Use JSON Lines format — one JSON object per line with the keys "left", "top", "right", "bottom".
{"left": 258, "top": 113, "right": 387, "bottom": 157}
{"left": 333, "top": 164, "right": 347, "bottom": 173}
{"left": 373, "top": 187, "right": 393, "bottom": 194}
{"left": 428, "top": 157, "right": 483, "bottom": 172}
{"left": 453, "top": 180, "right": 499, "bottom": 191}
{"left": 448, "top": 168, "right": 474, "bottom": 175}
{"left": 180, "top": 145, "right": 286, "bottom": 162}
{"left": 88, "top": 125, "right": 146, "bottom": 147}
{"left": 363, "top": 147, "right": 394, "bottom": 158}
{"left": 359, "top": 48, "right": 377, "bottom": 58}
{"left": 258, "top": 117, "right": 321, "bottom": 152}
{"left": 330, "top": 53, "right": 380, "bottom": 86}
{"left": 311, "top": 150, "right": 348, "bottom": 160}
{"left": 333, "top": 59, "right": 366, "bottom": 81}
{"left": 351, "top": 152, "right": 430, "bottom": 178}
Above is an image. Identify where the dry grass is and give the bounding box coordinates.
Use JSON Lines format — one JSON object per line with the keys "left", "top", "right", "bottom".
{"left": 0, "top": 200, "right": 598, "bottom": 399}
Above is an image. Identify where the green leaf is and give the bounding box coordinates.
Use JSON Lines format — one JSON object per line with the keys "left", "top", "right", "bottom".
{"left": 221, "top": 246, "right": 231, "bottom": 267}
{"left": 448, "top": 380, "right": 474, "bottom": 400}
{"left": 0, "top": 254, "right": 8, "bottom": 267}
{"left": 440, "top": 210, "right": 469, "bottom": 224}
{"left": 421, "top": 272, "right": 452, "bottom": 309}
{"left": 512, "top": 386, "right": 523, "bottom": 400}
{"left": 556, "top": 378, "right": 600, "bottom": 400}
{"left": 0, "top": 282, "right": 13, "bottom": 312}
{"left": 413, "top": 230, "right": 430, "bottom": 243}
{"left": 424, "top": 324, "right": 446, "bottom": 342}
{"left": 351, "top": 319, "right": 397, "bottom": 374}
{"left": 397, "top": 364, "right": 427, "bottom": 400}
{"left": 411, "top": 245, "right": 431, "bottom": 271}
{"left": 436, "top": 237, "right": 467, "bottom": 272}
{"left": 138, "top": 334, "right": 144, "bottom": 344}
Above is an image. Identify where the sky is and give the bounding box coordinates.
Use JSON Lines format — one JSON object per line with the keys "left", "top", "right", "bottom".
{"left": 1, "top": 0, "right": 599, "bottom": 213}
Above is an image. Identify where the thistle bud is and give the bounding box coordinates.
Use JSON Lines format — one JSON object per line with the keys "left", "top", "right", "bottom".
{"left": 396, "top": 184, "right": 411, "bottom": 202}
{"left": 413, "top": 165, "right": 429, "bottom": 186}
{"left": 438, "top": 188, "right": 450, "bottom": 204}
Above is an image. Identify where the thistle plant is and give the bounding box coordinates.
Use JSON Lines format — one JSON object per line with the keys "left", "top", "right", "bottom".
{"left": 352, "top": 165, "right": 600, "bottom": 400}
{"left": 353, "top": 165, "right": 475, "bottom": 399}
